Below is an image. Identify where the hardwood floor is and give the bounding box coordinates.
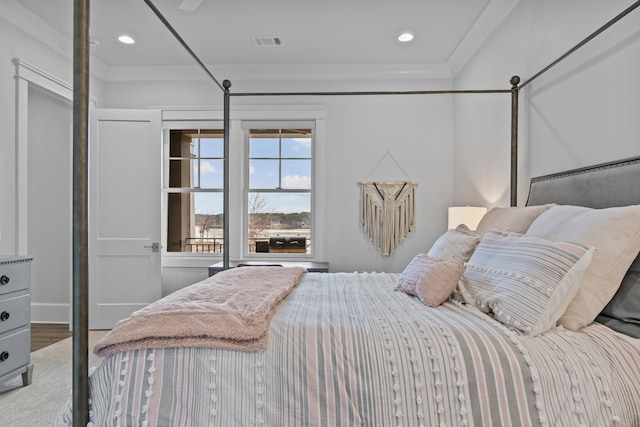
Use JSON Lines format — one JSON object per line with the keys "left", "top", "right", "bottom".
{"left": 30, "top": 323, "right": 72, "bottom": 352}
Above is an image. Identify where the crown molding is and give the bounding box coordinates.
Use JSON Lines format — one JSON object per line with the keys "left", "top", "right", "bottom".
{"left": 1, "top": 0, "right": 108, "bottom": 79}
{"left": 447, "top": 0, "right": 521, "bottom": 76}
{"left": 104, "top": 63, "right": 452, "bottom": 83}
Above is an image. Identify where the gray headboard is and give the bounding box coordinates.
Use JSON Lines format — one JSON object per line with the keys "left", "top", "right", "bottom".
{"left": 526, "top": 155, "right": 640, "bottom": 338}
{"left": 526, "top": 156, "right": 640, "bottom": 209}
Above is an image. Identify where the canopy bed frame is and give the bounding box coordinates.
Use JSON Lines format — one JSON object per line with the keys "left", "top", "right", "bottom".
{"left": 68, "top": 1, "right": 640, "bottom": 424}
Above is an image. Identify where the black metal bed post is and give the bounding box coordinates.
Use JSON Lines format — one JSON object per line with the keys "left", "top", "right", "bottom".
{"left": 510, "top": 76, "right": 520, "bottom": 207}
{"left": 143, "top": 0, "right": 224, "bottom": 92}
{"left": 230, "top": 89, "right": 509, "bottom": 97}
{"left": 223, "top": 80, "right": 231, "bottom": 270}
{"left": 72, "top": 0, "right": 90, "bottom": 425}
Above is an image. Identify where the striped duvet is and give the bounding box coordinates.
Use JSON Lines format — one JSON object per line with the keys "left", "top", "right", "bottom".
{"left": 52, "top": 272, "right": 640, "bottom": 426}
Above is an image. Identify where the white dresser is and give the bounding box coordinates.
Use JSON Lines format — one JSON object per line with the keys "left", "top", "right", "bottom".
{"left": 0, "top": 256, "right": 33, "bottom": 387}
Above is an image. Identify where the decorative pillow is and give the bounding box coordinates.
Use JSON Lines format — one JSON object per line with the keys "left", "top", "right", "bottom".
{"left": 459, "top": 230, "right": 593, "bottom": 336}
{"left": 476, "top": 204, "right": 553, "bottom": 234}
{"left": 526, "top": 204, "right": 640, "bottom": 331}
{"left": 415, "top": 261, "right": 465, "bottom": 307}
{"left": 395, "top": 254, "right": 464, "bottom": 306}
{"left": 427, "top": 224, "right": 482, "bottom": 263}
{"left": 596, "top": 253, "right": 640, "bottom": 338}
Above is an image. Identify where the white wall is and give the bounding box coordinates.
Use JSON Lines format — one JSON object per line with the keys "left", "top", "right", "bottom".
{"left": 101, "top": 77, "right": 456, "bottom": 290}
{"left": 27, "top": 87, "right": 72, "bottom": 322}
{"left": 1, "top": 5, "right": 457, "bottom": 307}
{"left": 1, "top": 10, "right": 105, "bottom": 323}
{"left": 0, "top": 16, "right": 73, "bottom": 254}
{"left": 454, "top": 0, "right": 640, "bottom": 207}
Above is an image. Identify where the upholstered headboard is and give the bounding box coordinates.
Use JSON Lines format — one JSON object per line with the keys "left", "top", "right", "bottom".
{"left": 526, "top": 155, "right": 640, "bottom": 338}
{"left": 526, "top": 156, "right": 640, "bottom": 209}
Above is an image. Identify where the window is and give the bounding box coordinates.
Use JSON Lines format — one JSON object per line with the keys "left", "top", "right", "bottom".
{"left": 166, "top": 129, "right": 224, "bottom": 253}
{"left": 246, "top": 125, "right": 313, "bottom": 256}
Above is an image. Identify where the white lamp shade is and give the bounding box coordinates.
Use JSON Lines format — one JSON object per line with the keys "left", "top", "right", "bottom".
{"left": 448, "top": 206, "right": 487, "bottom": 230}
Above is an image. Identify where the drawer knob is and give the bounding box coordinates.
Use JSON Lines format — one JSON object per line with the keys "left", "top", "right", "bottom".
{"left": 0, "top": 311, "right": 8, "bottom": 321}
{"left": 0, "top": 351, "right": 8, "bottom": 362}
{"left": 0, "top": 275, "right": 9, "bottom": 285}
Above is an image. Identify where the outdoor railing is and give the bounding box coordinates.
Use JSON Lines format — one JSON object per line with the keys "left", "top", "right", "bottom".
{"left": 184, "top": 237, "right": 223, "bottom": 253}
{"left": 183, "top": 237, "right": 311, "bottom": 253}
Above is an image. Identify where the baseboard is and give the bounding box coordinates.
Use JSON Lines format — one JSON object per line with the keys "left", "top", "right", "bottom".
{"left": 30, "top": 303, "right": 69, "bottom": 323}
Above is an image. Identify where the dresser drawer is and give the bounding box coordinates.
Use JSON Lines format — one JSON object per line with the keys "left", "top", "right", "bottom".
{"left": 0, "top": 329, "right": 30, "bottom": 378}
{"left": 0, "top": 262, "right": 30, "bottom": 295}
{"left": 0, "top": 294, "right": 30, "bottom": 334}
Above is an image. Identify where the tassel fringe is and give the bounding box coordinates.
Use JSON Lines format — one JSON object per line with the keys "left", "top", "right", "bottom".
{"left": 359, "top": 182, "right": 417, "bottom": 256}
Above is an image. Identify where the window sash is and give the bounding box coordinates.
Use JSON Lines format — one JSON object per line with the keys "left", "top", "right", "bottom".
{"left": 245, "top": 124, "right": 314, "bottom": 257}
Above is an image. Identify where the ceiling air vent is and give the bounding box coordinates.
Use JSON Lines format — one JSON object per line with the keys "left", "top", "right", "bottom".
{"left": 253, "top": 37, "right": 282, "bottom": 46}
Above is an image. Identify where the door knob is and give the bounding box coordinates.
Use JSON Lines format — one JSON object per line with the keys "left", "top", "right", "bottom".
{"left": 144, "top": 242, "right": 161, "bottom": 252}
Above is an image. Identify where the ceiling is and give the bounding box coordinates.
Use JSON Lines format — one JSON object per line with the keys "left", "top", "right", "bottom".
{"left": 10, "top": 0, "right": 518, "bottom": 79}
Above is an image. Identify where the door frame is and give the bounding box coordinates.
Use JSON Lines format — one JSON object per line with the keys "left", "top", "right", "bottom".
{"left": 13, "top": 58, "right": 96, "bottom": 323}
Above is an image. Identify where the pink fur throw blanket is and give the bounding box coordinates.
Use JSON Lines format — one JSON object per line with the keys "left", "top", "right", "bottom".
{"left": 94, "top": 266, "right": 306, "bottom": 357}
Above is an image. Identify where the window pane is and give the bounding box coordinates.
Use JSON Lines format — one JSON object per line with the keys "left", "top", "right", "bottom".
{"left": 200, "top": 134, "right": 223, "bottom": 158}
{"left": 281, "top": 159, "right": 311, "bottom": 189}
{"left": 282, "top": 133, "right": 311, "bottom": 158}
{"left": 198, "top": 159, "right": 223, "bottom": 188}
{"left": 247, "top": 192, "right": 311, "bottom": 254}
{"left": 169, "top": 159, "right": 197, "bottom": 188}
{"left": 169, "top": 129, "right": 224, "bottom": 190}
{"left": 250, "top": 159, "right": 280, "bottom": 188}
{"left": 169, "top": 129, "right": 196, "bottom": 157}
{"left": 250, "top": 132, "right": 279, "bottom": 158}
{"left": 167, "top": 192, "right": 223, "bottom": 253}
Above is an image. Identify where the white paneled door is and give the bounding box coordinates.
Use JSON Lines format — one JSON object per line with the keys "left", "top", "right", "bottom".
{"left": 89, "top": 109, "right": 162, "bottom": 329}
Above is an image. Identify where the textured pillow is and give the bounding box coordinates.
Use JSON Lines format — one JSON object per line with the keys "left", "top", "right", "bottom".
{"left": 395, "top": 253, "right": 431, "bottom": 296}
{"left": 476, "top": 204, "right": 553, "bottom": 234}
{"left": 459, "top": 230, "right": 593, "bottom": 336}
{"left": 427, "top": 224, "right": 482, "bottom": 263}
{"left": 395, "top": 254, "right": 464, "bottom": 306}
{"left": 526, "top": 204, "right": 640, "bottom": 331}
{"left": 415, "top": 260, "right": 465, "bottom": 307}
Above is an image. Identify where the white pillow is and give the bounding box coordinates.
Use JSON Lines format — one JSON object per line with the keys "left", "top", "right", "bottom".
{"left": 459, "top": 230, "right": 593, "bottom": 336}
{"left": 427, "top": 224, "right": 482, "bottom": 263}
{"left": 526, "top": 204, "right": 640, "bottom": 331}
{"left": 395, "top": 254, "right": 464, "bottom": 307}
{"left": 476, "top": 204, "right": 553, "bottom": 234}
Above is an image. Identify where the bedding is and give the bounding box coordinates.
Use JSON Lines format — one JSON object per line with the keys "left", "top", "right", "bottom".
{"left": 426, "top": 224, "right": 481, "bottom": 263}
{"left": 394, "top": 253, "right": 464, "bottom": 306}
{"left": 475, "top": 204, "right": 553, "bottom": 234}
{"left": 525, "top": 204, "right": 640, "bottom": 331}
{"left": 524, "top": 156, "right": 640, "bottom": 337}
{"left": 94, "top": 266, "right": 306, "bottom": 355}
{"left": 597, "top": 252, "right": 640, "bottom": 338}
{"left": 458, "top": 229, "right": 594, "bottom": 336}
{"left": 52, "top": 271, "right": 640, "bottom": 426}
{"left": 50, "top": 157, "right": 640, "bottom": 426}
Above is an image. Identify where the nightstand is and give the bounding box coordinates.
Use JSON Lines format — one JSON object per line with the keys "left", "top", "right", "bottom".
{"left": 0, "top": 256, "right": 34, "bottom": 388}
{"left": 209, "top": 261, "right": 329, "bottom": 276}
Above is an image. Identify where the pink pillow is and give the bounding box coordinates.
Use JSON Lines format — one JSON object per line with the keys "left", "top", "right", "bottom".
{"left": 396, "top": 254, "right": 465, "bottom": 307}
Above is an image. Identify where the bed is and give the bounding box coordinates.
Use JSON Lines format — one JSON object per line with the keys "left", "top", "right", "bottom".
{"left": 51, "top": 156, "right": 640, "bottom": 426}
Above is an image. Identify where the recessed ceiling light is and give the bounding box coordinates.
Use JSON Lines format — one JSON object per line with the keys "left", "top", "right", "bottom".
{"left": 118, "top": 35, "right": 135, "bottom": 45}
{"left": 398, "top": 33, "right": 414, "bottom": 42}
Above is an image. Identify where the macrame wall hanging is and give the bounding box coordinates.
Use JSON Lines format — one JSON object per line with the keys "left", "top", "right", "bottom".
{"left": 358, "top": 151, "right": 417, "bottom": 256}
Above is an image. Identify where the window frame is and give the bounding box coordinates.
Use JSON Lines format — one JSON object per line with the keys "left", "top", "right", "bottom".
{"left": 161, "top": 107, "right": 326, "bottom": 268}
{"left": 162, "top": 122, "right": 225, "bottom": 258}
{"left": 242, "top": 121, "right": 316, "bottom": 259}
